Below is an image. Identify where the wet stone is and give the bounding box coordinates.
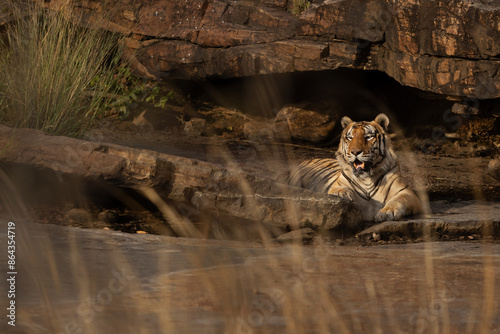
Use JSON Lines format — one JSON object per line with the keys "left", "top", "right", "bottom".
{"left": 65, "top": 208, "right": 92, "bottom": 223}
{"left": 184, "top": 118, "right": 206, "bottom": 137}
{"left": 243, "top": 121, "right": 275, "bottom": 143}
{"left": 273, "top": 105, "right": 337, "bottom": 143}
{"left": 275, "top": 228, "right": 315, "bottom": 243}
{"left": 489, "top": 159, "right": 500, "bottom": 182}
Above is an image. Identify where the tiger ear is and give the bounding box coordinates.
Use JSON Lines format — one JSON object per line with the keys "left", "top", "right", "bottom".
{"left": 340, "top": 116, "right": 353, "bottom": 129}
{"left": 374, "top": 113, "right": 390, "bottom": 131}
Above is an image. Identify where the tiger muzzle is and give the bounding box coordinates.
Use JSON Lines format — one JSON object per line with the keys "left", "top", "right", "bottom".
{"left": 352, "top": 159, "right": 372, "bottom": 176}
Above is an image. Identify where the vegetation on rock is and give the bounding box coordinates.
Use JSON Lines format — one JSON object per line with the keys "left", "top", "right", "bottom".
{"left": 0, "top": 4, "right": 120, "bottom": 137}
{"left": 291, "top": 0, "right": 310, "bottom": 15}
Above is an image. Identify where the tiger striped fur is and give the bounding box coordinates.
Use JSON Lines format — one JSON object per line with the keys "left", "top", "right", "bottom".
{"left": 280, "top": 113, "right": 422, "bottom": 222}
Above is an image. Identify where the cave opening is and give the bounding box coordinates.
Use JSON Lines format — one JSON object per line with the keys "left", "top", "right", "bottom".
{"left": 175, "top": 68, "right": 499, "bottom": 142}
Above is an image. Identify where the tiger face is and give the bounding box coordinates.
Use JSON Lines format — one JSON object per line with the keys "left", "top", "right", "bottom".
{"left": 337, "top": 113, "right": 391, "bottom": 179}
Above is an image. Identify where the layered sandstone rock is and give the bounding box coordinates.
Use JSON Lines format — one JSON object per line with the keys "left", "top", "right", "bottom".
{"left": 32, "top": 0, "right": 500, "bottom": 98}
{"left": 488, "top": 159, "right": 500, "bottom": 181}
{"left": 273, "top": 104, "right": 337, "bottom": 143}
{"left": 0, "top": 124, "right": 363, "bottom": 232}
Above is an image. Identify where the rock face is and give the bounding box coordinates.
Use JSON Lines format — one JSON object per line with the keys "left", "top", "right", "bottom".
{"left": 243, "top": 120, "right": 275, "bottom": 143}
{"left": 0, "top": 124, "right": 363, "bottom": 233}
{"left": 35, "top": 0, "right": 500, "bottom": 99}
{"left": 243, "top": 104, "right": 338, "bottom": 143}
{"left": 184, "top": 118, "right": 207, "bottom": 137}
{"left": 273, "top": 104, "right": 337, "bottom": 143}
{"left": 356, "top": 201, "right": 500, "bottom": 241}
{"left": 489, "top": 159, "right": 500, "bottom": 182}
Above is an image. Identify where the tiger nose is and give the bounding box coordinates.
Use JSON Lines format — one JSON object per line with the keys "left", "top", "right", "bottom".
{"left": 351, "top": 150, "right": 362, "bottom": 156}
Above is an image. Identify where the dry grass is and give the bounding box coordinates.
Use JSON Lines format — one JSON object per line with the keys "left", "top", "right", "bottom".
{"left": 0, "top": 2, "right": 119, "bottom": 137}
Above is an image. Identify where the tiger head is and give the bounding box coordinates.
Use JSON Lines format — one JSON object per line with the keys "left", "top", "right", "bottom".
{"left": 336, "top": 113, "right": 397, "bottom": 179}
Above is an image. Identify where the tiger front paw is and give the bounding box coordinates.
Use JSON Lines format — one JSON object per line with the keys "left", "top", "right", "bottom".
{"left": 329, "top": 188, "right": 354, "bottom": 201}
{"left": 375, "top": 206, "right": 404, "bottom": 222}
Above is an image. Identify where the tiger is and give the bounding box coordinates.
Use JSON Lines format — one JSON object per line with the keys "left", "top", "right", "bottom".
{"left": 279, "top": 113, "right": 422, "bottom": 222}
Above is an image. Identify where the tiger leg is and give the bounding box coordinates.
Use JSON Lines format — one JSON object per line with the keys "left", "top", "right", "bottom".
{"left": 375, "top": 190, "right": 422, "bottom": 222}
{"left": 327, "top": 186, "right": 354, "bottom": 201}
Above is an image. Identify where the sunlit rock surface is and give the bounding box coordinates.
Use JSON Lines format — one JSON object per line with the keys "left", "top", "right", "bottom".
{"left": 27, "top": 0, "right": 500, "bottom": 98}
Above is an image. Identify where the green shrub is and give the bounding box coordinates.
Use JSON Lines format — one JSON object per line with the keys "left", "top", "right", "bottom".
{"left": 103, "top": 64, "right": 176, "bottom": 120}
{"left": 0, "top": 4, "right": 120, "bottom": 137}
{"left": 291, "top": 0, "right": 311, "bottom": 15}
